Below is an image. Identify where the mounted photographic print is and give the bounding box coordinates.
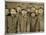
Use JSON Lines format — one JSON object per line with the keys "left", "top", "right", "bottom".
{"left": 5, "top": 1, "right": 44, "bottom": 35}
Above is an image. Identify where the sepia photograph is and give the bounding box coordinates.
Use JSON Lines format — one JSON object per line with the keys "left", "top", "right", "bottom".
{"left": 5, "top": 1, "right": 44, "bottom": 35}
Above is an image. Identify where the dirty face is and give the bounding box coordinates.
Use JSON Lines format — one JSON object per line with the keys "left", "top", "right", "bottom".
{"left": 17, "top": 7, "right": 21, "bottom": 12}
{"left": 10, "top": 9, "right": 16, "bottom": 16}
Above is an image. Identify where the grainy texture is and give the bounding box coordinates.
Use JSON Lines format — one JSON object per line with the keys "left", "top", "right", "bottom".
{"left": 5, "top": 2, "right": 44, "bottom": 33}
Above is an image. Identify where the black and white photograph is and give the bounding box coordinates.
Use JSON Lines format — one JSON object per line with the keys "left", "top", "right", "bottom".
{"left": 5, "top": 1, "right": 44, "bottom": 33}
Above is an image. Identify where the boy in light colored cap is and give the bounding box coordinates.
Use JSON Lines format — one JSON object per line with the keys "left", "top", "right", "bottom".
{"left": 36, "top": 8, "right": 44, "bottom": 32}
{"left": 38, "top": 8, "right": 43, "bottom": 15}
{"left": 34, "top": 8, "right": 44, "bottom": 32}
